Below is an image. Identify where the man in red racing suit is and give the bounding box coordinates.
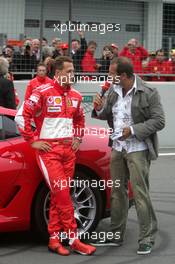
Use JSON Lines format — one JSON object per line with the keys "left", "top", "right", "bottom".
{"left": 25, "top": 63, "right": 53, "bottom": 100}
{"left": 15, "top": 56, "right": 96, "bottom": 256}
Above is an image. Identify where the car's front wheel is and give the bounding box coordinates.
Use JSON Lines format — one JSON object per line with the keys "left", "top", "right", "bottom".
{"left": 32, "top": 172, "right": 104, "bottom": 241}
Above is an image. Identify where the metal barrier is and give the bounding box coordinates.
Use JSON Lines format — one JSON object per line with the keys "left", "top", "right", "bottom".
{"left": 1, "top": 0, "right": 175, "bottom": 78}
{"left": 14, "top": 80, "right": 175, "bottom": 149}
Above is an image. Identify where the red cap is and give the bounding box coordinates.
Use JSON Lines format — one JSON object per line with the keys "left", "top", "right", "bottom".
{"left": 61, "top": 43, "right": 69, "bottom": 50}
{"left": 111, "top": 43, "right": 118, "bottom": 49}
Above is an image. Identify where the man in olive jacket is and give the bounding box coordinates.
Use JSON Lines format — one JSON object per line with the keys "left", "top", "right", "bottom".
{"left": 91, "top": 57, "right": 165, "bottom": 255}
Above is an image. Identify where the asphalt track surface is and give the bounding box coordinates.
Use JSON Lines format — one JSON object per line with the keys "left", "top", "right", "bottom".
{"left": 0, "top": 154, "right": 175, "bottom": 264}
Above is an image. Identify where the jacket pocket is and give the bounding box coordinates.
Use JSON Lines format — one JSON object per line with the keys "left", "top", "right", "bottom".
{"left": 138, "top": 105, "right": 150, "bottom": 120}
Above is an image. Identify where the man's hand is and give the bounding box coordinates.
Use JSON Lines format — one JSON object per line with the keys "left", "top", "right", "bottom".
{"left": 94, "top": 63, "right": 102, "bottom": 69}
{"left": 119, "top": 127, "right": 131, "bottom": 140}
{"left": 31, "top": 141, "right": 52, "bottom": 152}
{"left": 93, "top": 93, "right": 105, "bottom": 111}
{"left": 72, "top": 138, "right": 81, "bottom": 152}
{"left": 77, "top": 30, "right": 85, "bottom": 38}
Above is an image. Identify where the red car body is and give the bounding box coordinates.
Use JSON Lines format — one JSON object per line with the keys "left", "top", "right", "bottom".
{"left": 0, "top": 106, "right": 133, "bottom": 237}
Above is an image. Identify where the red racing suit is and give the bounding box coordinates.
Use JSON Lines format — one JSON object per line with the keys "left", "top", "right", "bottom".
{"left": 25, "top": 75, "right": 53, "bottom": 100}
{"left": 145, "top": 59, "right": 168, "bottom": 81}
{"left": 81, "top": 49, "right": 97, "bottom": 73}
{"left": 15, "top": 80, "right": 85, "bottom": 238}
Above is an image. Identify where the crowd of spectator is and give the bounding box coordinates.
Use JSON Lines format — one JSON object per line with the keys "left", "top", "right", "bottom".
{"left": 1, "top": 32, "right": 175, "bottom": 81}
{"left": 1, "top": 32, "right": 175, "bottom": 111}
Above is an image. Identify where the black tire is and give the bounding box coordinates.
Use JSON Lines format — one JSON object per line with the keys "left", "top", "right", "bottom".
{"left": 32, "top": 171, "right": 104, "bottom": 241}
{"left": 31, "top": 183, "right": 49, "bottom": 241}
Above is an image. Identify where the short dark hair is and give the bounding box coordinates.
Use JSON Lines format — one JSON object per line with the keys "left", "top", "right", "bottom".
{"left": 103, "top": 45, "right": 112, "bottom": 52}
{"left": 54, "top": 56, "right": 73, "bottom": 71}
{"left": 156, "top": 49, "right": 164, "bottom": 56}
{"left": 37, "top": 62, "right": 47, "bottom": 69}
{"left": 72, "top": 39, "right": 80, "bottom": 44}
{"left": 42, "top": 37, "right": 48, "bottom": 42}
{"left": 88, "top": 41, "right": 97, "bottom": 47}
{"left": 111, "top": 57, "right": 134, "bottom": 78}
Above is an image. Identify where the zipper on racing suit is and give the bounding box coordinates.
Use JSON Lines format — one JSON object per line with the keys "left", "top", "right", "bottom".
{"left": 63, "top": 91, "right": 72, "bottom": 139}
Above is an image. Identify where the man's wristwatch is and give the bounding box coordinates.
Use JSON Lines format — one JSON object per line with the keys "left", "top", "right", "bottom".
{"left": 74, "top": 137, "right": 82, "bottom": 143}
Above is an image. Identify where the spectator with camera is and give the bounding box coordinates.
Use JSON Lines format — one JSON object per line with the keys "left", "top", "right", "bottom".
{"left": 99, "top": 45, "right": 114, "bottom": 73}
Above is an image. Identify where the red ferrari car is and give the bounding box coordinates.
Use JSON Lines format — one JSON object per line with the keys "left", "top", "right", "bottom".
{"left": 0, "top": 106, "right": 133, "bottom": 239}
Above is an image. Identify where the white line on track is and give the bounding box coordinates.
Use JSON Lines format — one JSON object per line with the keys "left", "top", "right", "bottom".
{"left": 159, "top": 153, "right": 175, "bottom": 156}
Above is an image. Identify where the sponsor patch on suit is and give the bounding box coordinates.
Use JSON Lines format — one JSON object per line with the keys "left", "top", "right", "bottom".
{"left": 29, "top": 95, "right": 40, "bottom": 103}
{"left": 47, "top": 96, "right": 62, "bottom": 106}
{"left": 47, "top": 106, "right": 61, "bottom": 112}
{"left": 72, "top": 99, "right": 78, "bottom": 108}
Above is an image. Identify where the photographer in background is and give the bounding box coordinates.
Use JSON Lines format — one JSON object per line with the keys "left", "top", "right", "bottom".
{"left": 99, "top": 45, "right": 114, "bottom": 73}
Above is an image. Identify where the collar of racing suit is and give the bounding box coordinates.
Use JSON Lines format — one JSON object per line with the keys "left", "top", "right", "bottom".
{"left": 36, "top": 76, "right": 47, "bottom": 82}
{"left": 53, "top": 77, "right": 71, "bottom": 95}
